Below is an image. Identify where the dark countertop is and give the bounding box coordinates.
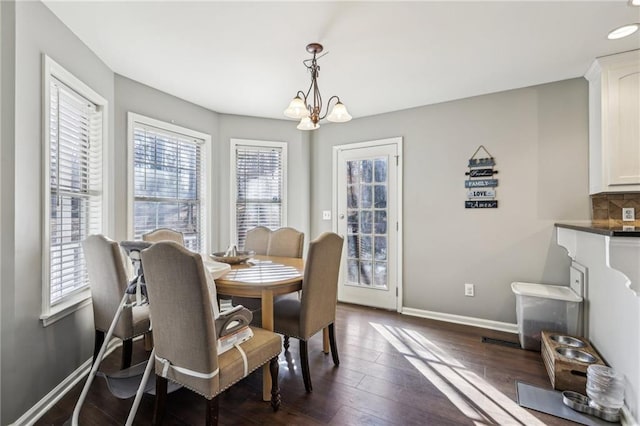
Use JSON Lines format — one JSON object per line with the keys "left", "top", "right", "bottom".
{"left": 555, "top": 222, "right": 640, "bottom": 237}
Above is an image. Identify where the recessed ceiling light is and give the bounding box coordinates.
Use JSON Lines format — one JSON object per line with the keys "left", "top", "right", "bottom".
{"left": 629, "top": 0, "right": 640, "bottom": 6}
{"left": 608, "top": 24, "right": 639, "bottom": 39}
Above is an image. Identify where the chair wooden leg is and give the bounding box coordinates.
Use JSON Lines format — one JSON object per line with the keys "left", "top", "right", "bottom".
{"left": 283, "top": 335, "right": 290, "bottom": 351}
{"left": 144, "top": 331, "right": 154, "bottom": 351}
{"left": 269, "top": 356, "right": 281, "bottom": 411}
{"left": 121, "top": 338, "right": 133, "bottom": 369}
{"left": 300, "top": 340, "right": 312, "bottom": 392}
{"left": 153, "top": 375, "right": 168, "bottom": 426}
{"left": 328, "top": 323, "right": 340, "bottom": 366}
{"left": 93, "top": 330, "right": 105, "bottom": 366}
{"left": 205, "top": 396, "right": 219, "bottom": 426}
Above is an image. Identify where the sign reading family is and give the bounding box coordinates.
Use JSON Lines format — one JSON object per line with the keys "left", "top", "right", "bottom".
{"left": 465, "top": 179, "right": 498, "bottom": 188}
{"left": 465, "top": 145, "right": 498, "bottom": 209}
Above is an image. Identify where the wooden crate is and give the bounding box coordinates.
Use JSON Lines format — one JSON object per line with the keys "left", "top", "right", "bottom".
{"left": 540, "top": 330, "right": 605, "bottom": 394}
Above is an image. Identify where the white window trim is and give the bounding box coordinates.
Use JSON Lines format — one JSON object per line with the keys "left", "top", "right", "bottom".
{"left": 41, "top": 55, "right": 109, "bottom": 326}
{"left": 127, "top": 112, "right": 212, "bottom": 254}
{"left": 229, "top": 139, "right": 288, "bottom": 246}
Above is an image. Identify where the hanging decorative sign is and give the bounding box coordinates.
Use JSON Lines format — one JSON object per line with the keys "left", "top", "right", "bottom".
{"left": 468, "top": 157, "right": 495, "bottom": 167}
{"left": 466, "top": 168, "right": 498, "bottom": 178}
{"left": 465, "top": 179, "right": 498, "bottom": 188}
{"left": 467, "top": 189, "right": 496, "bottom": 199}
{"left": 466, "top": 200, "right": 498, "bottom": 209}
{"left": 465, "top": 145, "right": 498, "bottom": 209}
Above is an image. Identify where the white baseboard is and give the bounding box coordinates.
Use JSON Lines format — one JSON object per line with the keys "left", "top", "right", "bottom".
{"left": 402, "top": 307, "right": 518, "bottom": 334}
{"left": 10, "top": 338, "right": 123, "bottom": 426}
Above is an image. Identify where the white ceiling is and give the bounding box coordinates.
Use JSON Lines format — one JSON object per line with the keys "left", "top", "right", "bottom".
{"left": 42, "top": 1, "right": 640, "bottom": 120}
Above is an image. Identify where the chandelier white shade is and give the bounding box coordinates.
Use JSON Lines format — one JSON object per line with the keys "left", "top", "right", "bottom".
{"left": 326, "top": 101, "right": 352, "bottom": 123}
{"left": 296, "top": 116, "right": 320, "bottom": 130}
{"left": 284, "top": 96, "right": 310, "bottom": 119}
{"left": 284, "top": 43, "right": 352, "bottom": 130}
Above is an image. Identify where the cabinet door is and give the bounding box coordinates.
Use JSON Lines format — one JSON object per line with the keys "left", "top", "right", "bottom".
{"left": 607, "top": 63, "right": 640, "bottom": 186}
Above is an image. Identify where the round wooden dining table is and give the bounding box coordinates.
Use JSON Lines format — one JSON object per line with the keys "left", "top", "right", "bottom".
{"left": 213, "top": 255, "right": 304, "bottom": 401}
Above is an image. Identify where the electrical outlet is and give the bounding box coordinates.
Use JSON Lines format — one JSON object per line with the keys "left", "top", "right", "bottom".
{"left": 623, "top": 207, "right": 635, "bottom": 222}
{"left": 464, "top": 283, "right": 475, "bottom": 297}
{"left": 322, "top": 210, "right": 331, "bottom": 220}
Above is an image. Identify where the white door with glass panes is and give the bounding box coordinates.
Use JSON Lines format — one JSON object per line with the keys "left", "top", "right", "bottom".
{"left": 335, "top": 138, "right": 401, "bottom": 311}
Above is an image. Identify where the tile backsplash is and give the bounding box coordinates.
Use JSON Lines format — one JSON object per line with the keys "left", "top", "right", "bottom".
{"left": 591, "top": 193, "right": 640, "bottom": 227}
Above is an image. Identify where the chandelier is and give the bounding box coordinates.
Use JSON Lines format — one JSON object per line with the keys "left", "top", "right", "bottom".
{"left": 284, "top": 43, "right": 352, "bottom": 130}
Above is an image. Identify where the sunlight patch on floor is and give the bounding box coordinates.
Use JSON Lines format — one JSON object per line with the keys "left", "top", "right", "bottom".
{"left": 370, "top": 322, "right": 546, "bottom": 425}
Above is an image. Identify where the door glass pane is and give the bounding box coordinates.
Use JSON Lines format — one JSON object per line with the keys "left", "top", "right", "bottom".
{"left": 347, "top": 160, "right": 359, "bottom": 184}
{"left": 347, "top": 235, "right": 358, "bottom": 258}
{"left": 374, "top": 263, "right": 387, "bottom": 288}
{"left": 374, "top": 210, "right": 387, "bottom": 234}
{"left": 374, "top": 185, "right": 387, "bottom": 208}
{"left": 361, "top": 160, "right": 373, "bottom": 183}
{"left": 374, "top": 236, "right": 387, "bottom": 261}
{"left": 360, "top": 236, "right": 372, "bottom": 260}
{"left": 361, "top": 185, "right": 372, "bottom": 208}
{"left": 347, "top": 210, "right": 359, "bottom": 234}
{"left": 374, "top": 159, "right": 387, "bottom": 182}
{"left": 360, "top": 211, "right": 372, "bottom": 234}
{"left": 347, "top": 260, "right": 359, "bottom": 282}
{"left": 345, "top": 156, "right": 389, "bottom": 291}
{"left": 347, "top": 184, "right": 358, "bottom": 208}
{"left": 360, "top": 261, "right": 372, "bottom": 286}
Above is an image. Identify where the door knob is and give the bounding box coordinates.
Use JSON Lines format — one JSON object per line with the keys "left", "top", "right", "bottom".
{"left": 339, "top": 214, "right": 345, "bottom": 219}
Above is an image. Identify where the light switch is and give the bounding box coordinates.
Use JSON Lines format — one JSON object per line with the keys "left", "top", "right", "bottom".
{"left": 322, "top": 210, "right": 331, "bottom": 220}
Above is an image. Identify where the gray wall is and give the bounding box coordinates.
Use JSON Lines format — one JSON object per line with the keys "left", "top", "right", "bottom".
{"left": 312, "top": 79, "right": 591, "bottom": 323}
{"left": 1, "top": 2, "right": 115, "bottom": 423}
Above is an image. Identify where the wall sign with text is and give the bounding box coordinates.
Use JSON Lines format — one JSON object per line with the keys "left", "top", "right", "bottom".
{"left": 465, "top": 145, "right": 498, "bottom": 208}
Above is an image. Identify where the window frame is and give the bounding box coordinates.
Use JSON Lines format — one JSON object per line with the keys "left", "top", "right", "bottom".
{"left": 230, "top": 139, "right": 288, "bottom": 248}
{"left": 41, "top": 55, "right": 109, "bottom": 326}
{"left": 127, "top": 112, "right": 211, "bottom": 254}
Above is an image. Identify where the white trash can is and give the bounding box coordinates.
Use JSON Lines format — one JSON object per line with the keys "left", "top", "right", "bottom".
{"left": 511, "top": 282, "right": 583, "bottom": 351}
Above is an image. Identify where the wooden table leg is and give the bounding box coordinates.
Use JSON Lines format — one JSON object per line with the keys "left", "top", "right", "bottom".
{"left": 261, "top": 290, "right": 274, "bottom": 401}
{"left": 323, "top": 327, "right": 330, "bottom": 354}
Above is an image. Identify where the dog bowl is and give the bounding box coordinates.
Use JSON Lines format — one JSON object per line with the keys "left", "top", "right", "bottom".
{"left": 562, "top": 391, "right": 621, "bottom": 422}
{"left": 556, "top": 347, "right": 597, "bottom": 364}
{"left": 550, "top": 335, "right": 586, "bottom": 348}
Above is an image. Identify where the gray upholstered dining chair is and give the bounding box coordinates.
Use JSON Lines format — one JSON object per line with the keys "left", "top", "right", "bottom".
{"left": 267, "top": 227, "right": 304, "bottom": 258}
{"left": 83, "top": 235, "right": 151, "bottom": 369}
{"left": 142, "top": 228, "right": 185, "bottom": 245}
{"left": 272, "top": 232, "right": 344, "bottom": 392}
{"left": 243, "top": 226, "right": 271, "bottom": 254}
{"left": 140, "top": 241, "right": 282, "bottom": 425}
{"left": 232, "top": 226, "right": 305, "bottom": 312}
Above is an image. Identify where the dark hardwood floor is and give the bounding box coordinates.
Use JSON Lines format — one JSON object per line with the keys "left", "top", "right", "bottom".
{"left": 36, "top": 303, "right": 575, "bottom": 425}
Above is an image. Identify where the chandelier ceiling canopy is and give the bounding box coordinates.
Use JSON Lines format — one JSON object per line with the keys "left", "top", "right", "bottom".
{"left": 284, "top": 43, "right": 352, "bottom": 130}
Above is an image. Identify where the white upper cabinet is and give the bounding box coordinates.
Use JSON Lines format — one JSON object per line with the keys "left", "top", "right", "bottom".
{"left": 586, "top": 50, "right": 640, "bottom": 194}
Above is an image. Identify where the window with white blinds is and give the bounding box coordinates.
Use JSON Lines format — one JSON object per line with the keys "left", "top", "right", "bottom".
{"left": 130, "top": 118, "right": 207, "bottom": 253}
{"left": 43, "top": 58, "right": 106, "bottom": 316}
{"left": 231, "top": 140, "right": 287, "bottom": 250}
